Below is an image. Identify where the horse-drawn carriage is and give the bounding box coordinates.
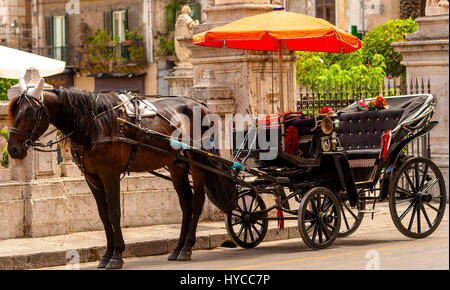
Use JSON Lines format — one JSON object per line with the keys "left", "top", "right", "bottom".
{"left": 116, "top": 92, "right": 446, "bottom": 250}
{"left": 6, "top": 8, "right": 446, "bottom": 268}
{"left": 223, "top": 93, "right": 446, "bottom": 250}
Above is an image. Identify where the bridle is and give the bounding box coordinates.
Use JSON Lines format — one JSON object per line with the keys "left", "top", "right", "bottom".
{"left": 9, "top": 91, "right": 74, "bottom": 152}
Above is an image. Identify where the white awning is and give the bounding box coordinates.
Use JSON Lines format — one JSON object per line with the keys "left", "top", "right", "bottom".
{"left": 0, "top": 45, "right": 65, "bottom": 79}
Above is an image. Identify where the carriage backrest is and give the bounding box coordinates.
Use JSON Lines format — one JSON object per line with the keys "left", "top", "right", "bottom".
{"left": 337, "top": 109, "right": 404, "bottom": 151}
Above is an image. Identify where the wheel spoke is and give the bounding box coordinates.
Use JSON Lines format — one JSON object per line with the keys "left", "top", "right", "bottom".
{"left": 306, "top": 221, "right": 316, "bottom": 233}
{"left": 321, "top": 196, "right": 328, "bottom": 211}
{"left": 408, "top": 203, "right": 418, "bottom": 231}
{"left": 419, "top": 164, "right": 429, "bottom": 190}
{"left": 399, "top": 200, "right": 415, "bottom": 221}
{"left": 396, "top": 187, "right": 414, "bottom": 197}
{"left": 322, "top": 224, "right": 330, "bottom": 240}
{"left": 420, "top": 203, "right": 433, "bottom": 229}
{"left": 325, "top": 222, "right": 336, "bottom": 232}
{"left": 242, "top": 196, "right": 248, "bottom": 212}
{"left": 310, "top": 196, "right": 319, "bottom": 214}
{"left": 415, "top": 162, "right": 420, "bottom": 191}
{"left": 424, "top": 202, "right": 441, "bottom": 213}
{"left": 247, "top": 224, "right": 255, "bottom": 242}
{"left": 317, "top": 195, "right": 324, "bottom": 212}
{"left": 404, "top": 171, "right": 417, "bottom": 194}
{"left": 251, "top": 224, "right": 262, "bottom": 239}
{"left": 324, "top": 200, "right": 334, "bottom": 213}
{"left": 243, "top": 226, "right": 248, "bottom": 243}
{"left": 343, "top": 203, "right": 358, "bottom": 220}
{"left": 311, "top": 224, "right": 318, "bottom": 242}
{"left": 422, "top": 178, "right": 439, "bottom": 194}
{"left": 395, "top": 197, "right": 414, "bottom": 205}
{"left": 417, "top": 202, "right": 421, "bottom": 233}
{"left": 248, "top": 195, "right": 255, "bottom": 212}
{"left": 237, "top": 224, "right": 245, "bottom": 238}
{"left": 342, "top": 206, "right": 351, "bottom": 230}
{"left": 318, "top": 225, "right": 323, "bottom": 244}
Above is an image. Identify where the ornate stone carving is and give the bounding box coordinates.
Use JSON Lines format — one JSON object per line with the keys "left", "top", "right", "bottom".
{"left": 174, "top": 5, "right": 199, "bottom": 66}
{"left": 426, "top": 0, "right": 449, "bottom": 16}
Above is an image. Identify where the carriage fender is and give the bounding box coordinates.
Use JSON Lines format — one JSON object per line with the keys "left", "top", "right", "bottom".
{"left": 379, "top": 121, "right": 438, "bottom": 201}
{"left": 320, "top": 153, "right": 358, "bottom": 206}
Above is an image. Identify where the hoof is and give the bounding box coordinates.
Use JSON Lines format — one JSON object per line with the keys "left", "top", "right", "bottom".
{"left": 168, "top": 250, "right": 180, "bottom": 261}
{"left": 177, "top": 251, "right": 192, "bottom": 261}
{"left": 105, "top": 258, "right": 124, "bottom": 269}
{"left": 97, "top": 256, "right": 111, "bottom": 269}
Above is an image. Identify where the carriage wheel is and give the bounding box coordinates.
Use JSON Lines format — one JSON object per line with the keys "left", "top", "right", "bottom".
{"left": 225, "top": 190, "right": 268, "bottom": 249}
{"left": 338, "top": 199, "right": 365, "bottom": 238}
{"left": 298, "top": 187, "right": 341, "bottom": 249}
{"left": 389, "top": 157, "right": 446, "bottom": 239}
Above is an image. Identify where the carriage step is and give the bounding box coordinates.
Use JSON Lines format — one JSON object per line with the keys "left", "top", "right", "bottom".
{"left": 358, "top": 209, "right": 380, "bottom": 214}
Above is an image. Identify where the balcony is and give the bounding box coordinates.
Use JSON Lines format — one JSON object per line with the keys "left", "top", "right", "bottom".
{"left": 32, "top": 46, "right": 81, "bottom": 68}
{"left": 32, "top": 40, "right": 146, "bottom": 73}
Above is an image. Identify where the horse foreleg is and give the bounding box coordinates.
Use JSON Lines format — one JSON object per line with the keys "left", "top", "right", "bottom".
{"left": 168, "top": 165, "right": 193, "bottom": 261}
{"left": 86, "top": 176, "right": 115, "bottom": 269}
{"left": 101, "top": 174, "right": 125, "bottom": 269}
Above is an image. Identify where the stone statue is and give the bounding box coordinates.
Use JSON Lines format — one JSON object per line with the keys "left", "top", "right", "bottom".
{"left": 426, "top": 0, "right": 449, "bottom": 16}
{"left": 174, "top": 5, "right": 199, "bottom": 66}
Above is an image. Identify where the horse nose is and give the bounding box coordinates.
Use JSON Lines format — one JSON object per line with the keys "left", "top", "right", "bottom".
{"left": 8, "top": 146, "right": 18, "bottom": 158}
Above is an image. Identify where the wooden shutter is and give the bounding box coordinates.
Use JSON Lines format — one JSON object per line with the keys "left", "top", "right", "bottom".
{"left": 103, "top": 10, "right": 112, "bottom": 34}
{"left": 64, "top": 14, "right": 69, "bottom": 45}
{"left": 44, "top": 16, "right": 54, "bottom": 57}
{"left": 125, "top": 9, "right": 129, "bottom": 31}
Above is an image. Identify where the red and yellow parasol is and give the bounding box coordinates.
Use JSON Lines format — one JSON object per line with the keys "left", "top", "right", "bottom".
{"left": 193, "top": 7, "right": 361, "bottom": 147}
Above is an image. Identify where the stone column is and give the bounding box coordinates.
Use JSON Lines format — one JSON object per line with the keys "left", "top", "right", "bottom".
{"left": 188, "top": 0, "right": 297, "bottom": 220}
{"left": 7, "top": 68, "right": 68, "bottom": 237}
{"left": 392, "top": 15, "right": 449, "bottom": 195}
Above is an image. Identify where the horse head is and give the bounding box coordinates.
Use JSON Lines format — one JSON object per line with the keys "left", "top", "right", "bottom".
{"left": 7, "top": 77, "right": 50, "bottom": 159}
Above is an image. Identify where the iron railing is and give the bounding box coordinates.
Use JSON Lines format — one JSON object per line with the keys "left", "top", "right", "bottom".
{"left": 296, "top": 78, "right": 433, "bottom": 159}
{"left": 32, "top": 46, "right": 81, "bottom": 67}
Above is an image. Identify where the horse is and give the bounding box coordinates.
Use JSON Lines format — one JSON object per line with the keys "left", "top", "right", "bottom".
{"left": 7, "top": 78, "right": 237, "bottom": 269}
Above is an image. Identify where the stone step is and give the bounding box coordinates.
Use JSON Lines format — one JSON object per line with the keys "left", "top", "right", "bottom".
{"left": 0, "top": 168, "right": 11, "bottom": 181}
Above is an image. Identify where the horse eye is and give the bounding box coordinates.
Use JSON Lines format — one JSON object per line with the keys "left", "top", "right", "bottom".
{"left": 25, "top": 107, "right": 37, "bottom": 121}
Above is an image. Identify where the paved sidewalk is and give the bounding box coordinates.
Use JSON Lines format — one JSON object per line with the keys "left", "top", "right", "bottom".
{"left": 0, "top": 202, "right": 447, "bottom": 270}
{"left": 0, "top": 218, "right": 300, "bottom": 270}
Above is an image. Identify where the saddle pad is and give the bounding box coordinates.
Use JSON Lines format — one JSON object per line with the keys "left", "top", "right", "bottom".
{"left": 118, "top": 94, "right": 157, "bottom": 117}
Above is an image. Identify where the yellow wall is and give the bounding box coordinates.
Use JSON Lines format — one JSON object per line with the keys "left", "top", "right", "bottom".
{"left": 145, "top": 63, "right": 158, "bottom": 95}
{"left": 74, "top": 75, "right": 95, "bottom": 92}
{"left": 338, "top": 0, "right": 346, "bottom": 30}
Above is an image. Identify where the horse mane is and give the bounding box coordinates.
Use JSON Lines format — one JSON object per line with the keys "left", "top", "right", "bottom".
{"left": 54, "top": 87, "right": 121, "bottom": 149}
{"left": 7, "top": 95, "right": 20, "bottom": 125}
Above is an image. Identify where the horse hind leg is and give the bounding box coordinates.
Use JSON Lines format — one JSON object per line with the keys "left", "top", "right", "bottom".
{"left": 100, "top": 173, "right": 125, "bottom": 269}
{"left": 86, "top": 176, "right": 115, "bottom": 269}
{"left": 177, "top": 164, "right": 206, "bottom": 261}
{"left": 167, "top": 164, "right": 193, "bottom": 261}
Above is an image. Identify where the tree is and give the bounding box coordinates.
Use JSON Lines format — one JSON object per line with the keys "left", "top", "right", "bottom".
{"left": 296, "top": 18, "right": 418, "bottom": 90}
{"left": 0, "top": 78, "right": 18, "bottom": 101}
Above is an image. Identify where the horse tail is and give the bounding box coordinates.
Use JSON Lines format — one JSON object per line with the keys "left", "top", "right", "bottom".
{"left": 190, "top": 103, "right": 239, "bottom": 214}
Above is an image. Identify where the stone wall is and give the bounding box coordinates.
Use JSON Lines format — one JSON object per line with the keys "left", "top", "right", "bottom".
{"left": 0, "top": 171, "right": 189, "bottom": 240}
{"left": 0, "top": 100, "right": 209, "bottom": 240}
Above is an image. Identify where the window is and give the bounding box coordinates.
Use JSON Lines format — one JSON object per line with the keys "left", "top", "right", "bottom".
{"left": 112, "top": 10, "right": 127, "bottom": 42}
{"left": 316, "top": 0, "right": 336, "bottom": 25}
{"left": 45, "top": 15, "right": 67, "bottom": 60}
{"left": 53, "top": 16, "right": 66, "bottom": 60}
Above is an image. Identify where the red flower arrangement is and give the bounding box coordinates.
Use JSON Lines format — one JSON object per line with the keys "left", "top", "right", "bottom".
{"left": 320, "top": 106, "right": 334, "bottom": 114}
{"left": 359, "top": 96, "right": 388, "bottom": 111}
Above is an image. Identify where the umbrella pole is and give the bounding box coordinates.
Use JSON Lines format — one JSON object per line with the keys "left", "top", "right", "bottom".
{"left": 278, "top": 40, "right": 286, "bottom": 151}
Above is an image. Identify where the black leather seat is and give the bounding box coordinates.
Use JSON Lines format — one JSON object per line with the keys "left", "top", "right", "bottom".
{"left": 337, "top": 109, "right": 404, "bottom": 159}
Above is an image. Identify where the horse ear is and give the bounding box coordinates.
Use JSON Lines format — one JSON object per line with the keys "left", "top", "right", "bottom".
{"left": 29, "top": 78, "right": 45, "bottom": 99}
{"left": 19, "top": 77, "right": 27, "bottom": 94}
